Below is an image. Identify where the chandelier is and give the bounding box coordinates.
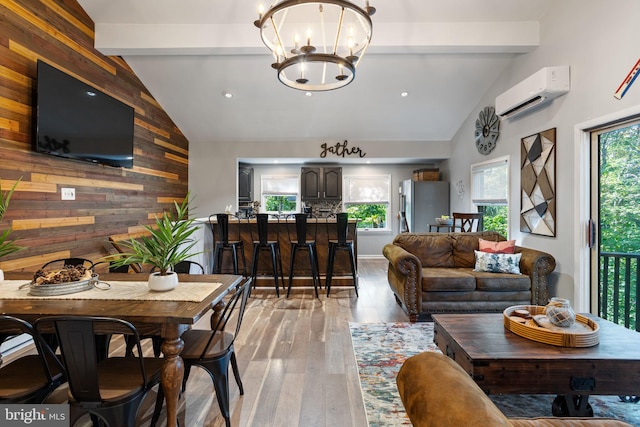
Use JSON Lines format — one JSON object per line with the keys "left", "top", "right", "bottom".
{"left": 254, "top": 1, "right": 375, "bottom": 91}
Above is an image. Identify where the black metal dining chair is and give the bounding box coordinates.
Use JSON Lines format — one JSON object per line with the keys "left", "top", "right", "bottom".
{"left": 129, "top": 260, "right": 206, "bottom": 358}
{"left": 150, "top": 260, "right": 205, "bottom": 275}
{"left": 35, "top": 316, "right": 165, "bottom": 427}
{"left": 0, "top": 315, "right": 65, "bottom": 404}
{"left": 40, "top": 257, "right": 94, "bottom": 271}
{"left": 150, "top": 278, "right": 252, "bottom": 427}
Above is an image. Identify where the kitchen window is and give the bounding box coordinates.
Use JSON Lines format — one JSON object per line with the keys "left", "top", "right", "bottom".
{"left": 260, "top": 175, "right": 300, "bottom": 214}
{"left": 471, "top": 156, "right": 509, "bottom": 237}
{"left": 343, "top": 175, "right": 391, "bottom": 231}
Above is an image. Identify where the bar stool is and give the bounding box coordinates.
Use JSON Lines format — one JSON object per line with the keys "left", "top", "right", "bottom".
{"left": 250, "top": 214, "right": 285, "bottom": 297}
{"left": 325, "top": 212, "right": 358, "bottom": 297}
{"left": 210, "top": 213, "right": 246, "bottom": 275}
{"left": 286, "top": 213, "right": 320, "bottom": 298}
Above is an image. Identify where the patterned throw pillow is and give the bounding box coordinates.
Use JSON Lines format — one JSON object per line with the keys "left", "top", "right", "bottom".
{"left": 474, "top": 250, "right": 522, "bottom": 274}
{"left": 478, "top": 238, "right": 516, "bottom": 254}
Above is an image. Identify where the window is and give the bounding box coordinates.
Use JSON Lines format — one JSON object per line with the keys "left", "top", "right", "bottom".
{"left": 471, "top": 156, "right": 509, "bottom": 237}
{"left": 260, "top": 175, "right": 300, "bottom": 214}
{"left": 343, "top": 175, "right": 391, "bottom": 231}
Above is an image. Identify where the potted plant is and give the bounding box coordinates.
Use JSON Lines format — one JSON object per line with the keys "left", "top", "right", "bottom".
{"left": 0, "top": 178, "right": 23, "bottom": 281}
{"left": 106, "top": 193, "right": 200, "bottom": 291}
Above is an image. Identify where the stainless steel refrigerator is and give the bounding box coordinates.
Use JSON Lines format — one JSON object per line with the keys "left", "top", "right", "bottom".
{"left": 400, "top": 180, "right": 450, "bottom": 233}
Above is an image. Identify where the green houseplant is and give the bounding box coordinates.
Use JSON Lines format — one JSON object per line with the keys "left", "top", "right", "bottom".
{"left": 106, "top": 193, "right": 200, "bottom": 291}
{"left": 0, "top": 179, "right": 22, "bottom": 280}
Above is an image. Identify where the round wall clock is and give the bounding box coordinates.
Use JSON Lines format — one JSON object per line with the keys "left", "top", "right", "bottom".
{"left": 474, "top": 106, "right": 500, "bottom": 155}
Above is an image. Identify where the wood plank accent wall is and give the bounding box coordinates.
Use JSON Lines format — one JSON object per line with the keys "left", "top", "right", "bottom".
{"left": 0, "top": 0, "right": 190, "bottom": 272}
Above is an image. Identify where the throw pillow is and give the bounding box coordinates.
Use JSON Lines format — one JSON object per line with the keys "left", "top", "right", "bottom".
{"left": 478, "top": 238, "right": 516, "bottom": 254}
{"left": 474, "top": 250, "right": 522, "bottom": 274}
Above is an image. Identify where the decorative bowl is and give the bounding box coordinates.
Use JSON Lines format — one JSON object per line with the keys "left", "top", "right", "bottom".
{"left": 435, "top": 218, "right": 453, "bottom": 225}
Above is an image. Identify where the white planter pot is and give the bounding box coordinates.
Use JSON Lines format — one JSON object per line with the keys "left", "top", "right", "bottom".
{"left": 148, "top": 271, "right": 178, "bottom": 292}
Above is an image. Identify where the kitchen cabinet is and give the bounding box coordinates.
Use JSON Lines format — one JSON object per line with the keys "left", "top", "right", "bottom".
{"left": 238, "top": 165, "right": 253, "bottom": 203}
{"left": 301, "top": 167, "right": 342, "bottom": 201}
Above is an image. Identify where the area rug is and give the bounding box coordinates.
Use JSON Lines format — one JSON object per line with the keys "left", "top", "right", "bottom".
{"left": 349, "top": 322, "right": 640, "bottom": 427}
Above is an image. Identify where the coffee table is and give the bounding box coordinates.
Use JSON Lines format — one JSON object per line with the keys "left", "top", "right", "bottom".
{"left": 432, "top": 313, "right": 640, "bottom": 417}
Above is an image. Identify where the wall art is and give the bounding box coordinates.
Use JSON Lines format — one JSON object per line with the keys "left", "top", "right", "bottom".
{"left": 520, "top": 128, "right": 556, "bottom": 237}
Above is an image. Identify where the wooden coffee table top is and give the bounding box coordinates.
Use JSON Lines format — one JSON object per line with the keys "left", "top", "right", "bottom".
{"left": 433, "top": 312, "right": 640, "bottom": 359}
{"left": 432, "top": 313, "right": 640, "bottom": 396}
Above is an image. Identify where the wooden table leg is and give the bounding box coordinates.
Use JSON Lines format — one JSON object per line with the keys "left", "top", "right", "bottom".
{"left": 161, "top": 325, "right": 185, "bottom": 427}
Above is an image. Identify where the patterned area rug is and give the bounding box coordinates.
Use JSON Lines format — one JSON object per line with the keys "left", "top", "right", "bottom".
{"left": 349, "top": 322, "right": 640, "bottom": 427}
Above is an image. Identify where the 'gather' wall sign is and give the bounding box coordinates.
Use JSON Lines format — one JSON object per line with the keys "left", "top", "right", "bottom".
{"left": 320, "top": 140, "right": 367, "bottom": 158}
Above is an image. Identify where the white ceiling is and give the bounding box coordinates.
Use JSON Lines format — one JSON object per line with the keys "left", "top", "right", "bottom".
{"left": 77, "top": 0, "right": 552, "bottom": 151}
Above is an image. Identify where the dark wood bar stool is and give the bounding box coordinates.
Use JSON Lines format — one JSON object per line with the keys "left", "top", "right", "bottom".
{"left": 250, "top": 214, "right": 285, "bottom": 297}
{"left": 210, "top": 213, "right": 246, "bottom": 275}
{"left": 286, "top": 213, "right": 320, "bottom": 298}
{"left": 325, "top": 213, "right": 358, "bottom": 297}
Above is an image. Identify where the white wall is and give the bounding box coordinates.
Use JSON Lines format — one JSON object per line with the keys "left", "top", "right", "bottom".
{"left": 444, "top": 0, "right": 640, "bottom": 308}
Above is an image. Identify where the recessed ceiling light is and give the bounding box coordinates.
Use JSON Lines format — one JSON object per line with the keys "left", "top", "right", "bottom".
{"left": 401, "top": 91, "right": 409, "bottom": 97}
{"left": 222, "top": 91, "right": 233, "bottom": 99}
{"left": 305, "top": 92, "right": 313, "bottom": 97}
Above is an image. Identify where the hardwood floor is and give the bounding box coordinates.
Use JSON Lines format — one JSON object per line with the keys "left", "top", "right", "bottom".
{"left": 141, "top": 258, "right": 406, "bottom": 427}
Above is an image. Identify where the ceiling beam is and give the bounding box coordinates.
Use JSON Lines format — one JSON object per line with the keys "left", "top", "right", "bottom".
{"left": 93, "top": 21, "right": 539, "bottom": 56}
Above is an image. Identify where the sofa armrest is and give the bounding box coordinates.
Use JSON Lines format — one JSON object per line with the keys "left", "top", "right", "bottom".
{"left": 516, "top": 246, "right": 556, "bottom": 306}
{"left": 397, "top": 352, "right": 511, "bottom": 427}
{"left": 398, "top": 352, "right": 634, "bottom": 427}
{"left": 383, "top": 243, "right": 423, "bottom": 321}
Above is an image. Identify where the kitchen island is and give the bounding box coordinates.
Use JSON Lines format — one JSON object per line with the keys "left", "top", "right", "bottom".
{"left": 202, "top": 216, "right": 358, "bottom": 290}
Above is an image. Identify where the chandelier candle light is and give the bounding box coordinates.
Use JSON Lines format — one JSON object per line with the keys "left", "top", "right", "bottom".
{"left": 254, "top": 0, "right": 375, "bottom": 91}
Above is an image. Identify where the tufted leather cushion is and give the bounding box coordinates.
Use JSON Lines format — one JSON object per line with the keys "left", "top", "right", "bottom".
{"left": 394, "top": 234, "right": 454, "bottom": 267}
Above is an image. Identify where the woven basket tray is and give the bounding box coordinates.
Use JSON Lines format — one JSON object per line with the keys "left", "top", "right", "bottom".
{"left": 503, "top": 305, "right": 599, "bottom": 347}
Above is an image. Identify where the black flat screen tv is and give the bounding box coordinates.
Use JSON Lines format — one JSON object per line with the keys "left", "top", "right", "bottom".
{"left": 35, "top": 60, "right": 134, "bottom": 168}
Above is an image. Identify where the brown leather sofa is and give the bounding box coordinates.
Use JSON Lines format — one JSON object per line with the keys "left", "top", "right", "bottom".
{"left": 397, "top": 352, "right": 634, "bottom": 427}
{"left": 383, "top": 231, "right": 556, "bottom": 321}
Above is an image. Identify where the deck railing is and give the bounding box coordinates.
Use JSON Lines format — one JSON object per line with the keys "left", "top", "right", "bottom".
{"left": 599, "top": 251, "right": 640, "bottom": 331}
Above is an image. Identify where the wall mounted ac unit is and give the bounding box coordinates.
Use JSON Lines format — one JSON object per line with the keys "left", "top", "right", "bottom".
{"left": 495, "top": 66, "right": 570, "bottom": 119}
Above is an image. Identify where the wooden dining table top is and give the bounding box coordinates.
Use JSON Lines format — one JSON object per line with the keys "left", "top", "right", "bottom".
{"left": 0, "top": 272, "right": 243, "bottom": 326}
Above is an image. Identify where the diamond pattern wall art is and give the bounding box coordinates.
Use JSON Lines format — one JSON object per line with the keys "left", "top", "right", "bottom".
{"left": 520, "top": 128, "right": 556, "bottom": 237}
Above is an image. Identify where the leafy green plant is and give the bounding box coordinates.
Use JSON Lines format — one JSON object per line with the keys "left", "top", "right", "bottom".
{"left": 0, "top": 178, "right": 22, "bottom": 259}
{"left": 105, "top": 193, "right": 200, "bottom": 275}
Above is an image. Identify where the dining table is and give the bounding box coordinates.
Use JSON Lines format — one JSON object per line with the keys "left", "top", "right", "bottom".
{"left": 0, "top": 272, "right": 246, "bottom": 427}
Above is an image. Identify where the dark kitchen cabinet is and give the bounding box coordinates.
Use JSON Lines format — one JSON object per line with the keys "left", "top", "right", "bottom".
{"left": 301, "top": 167, "right": 342, "bottom": 201}
{"left": 238, "top": 165, "right": 253, "bottom": 203}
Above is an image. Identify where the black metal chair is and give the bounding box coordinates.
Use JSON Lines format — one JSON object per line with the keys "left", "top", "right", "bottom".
{"left": 151, "top": 279, "right": 252, "bottom": 427}
{"left": 130, "top": 260, "right": 206, "bottom": 358}
{"left": 210, "top": 213, "right": 246, "bottom": 275}
{"left": 40, "top": 257, "right": 94, "bottom": 271}
{"left": 35, "top": 316, "right": 165, "bottom": 427}
{"left": 250, "top": 214, "right": 285, "bottom": 297}
{"left": 325, "top": 212, "right": 359, "bottom": 297}
{"left": 92, "top": 260, "right": 139, "bottom": 273}
{"left": 286, "top": 213, "right": 320, "bottom": 298}
{"left": 150, "top": 260, "right": 205, "bottom": 274}
{"left": 0, "top": 315, "right": 65, "bottom": 404}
